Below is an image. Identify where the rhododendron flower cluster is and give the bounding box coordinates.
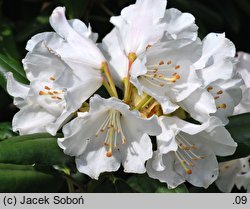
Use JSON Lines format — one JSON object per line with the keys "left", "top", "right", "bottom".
{"left": 7, "top": 0, "right": 244, "bottom": 189}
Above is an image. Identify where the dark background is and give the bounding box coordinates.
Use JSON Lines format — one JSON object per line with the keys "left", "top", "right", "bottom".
{"left": 1, "top": 0, "right": 250, "bottom": 121}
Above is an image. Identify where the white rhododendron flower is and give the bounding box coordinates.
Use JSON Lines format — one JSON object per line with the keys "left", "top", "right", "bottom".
{"left": 27, "top": 7, "right": 105, "bottom": 74}
{"left": 234, "top": 52, "right": 250, "bottom": 115}
{"left": 216, "top": 155, "right": 250, "bottom": 192}
{"left": 130, "top": 39, "right": 205, "bottom": 114}
{"left": 102, "top": 0, "right": 198, "bottom": 87}
{"left": 58, "top": 95, "right": 161, "bottom": 179}
{"left": 7, "top": 41, "right": 103, "bottom": 135}
{"left": 193, "top": 33, "right": 242, "bottom": 124}
{"left": 146, "top": 116, "right": 237, "bottom": 188}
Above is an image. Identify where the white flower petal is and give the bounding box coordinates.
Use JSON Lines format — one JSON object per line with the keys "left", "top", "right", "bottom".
{"left": 236, "top": 52, "right": 250, "bottom": 88}
{"left": 102, "top": 28, "right": 129, "bottom": 84}
{"left": 110, "top": 0, "right": 167, "bottom": 55}
{"left": 197, "top": 58, "right": 234, "bottom": 86}
{"left": 191, "top": 126, "right": 237, "bottom": 157}
{"left": 234, "top": 87, "right": 250, "bottom": 114}
{"left": 26, "top": 32, "right": 54, "bottom": 51}
{"left": 119, "top": 131, "right": 152, "bottom": 174}
{"left": 179, "top": 88, "right": 216, "bottom": 122}
{"left": 12, "top": 105, "right": 56, "bottom": 135}
{"left": 174, "top": 138, "right": 219, "bottom": 188}
{"left": 146, "top": 151, "right": 185, "bottom": 188}
{"left": 58, "top": 109, "right": 108, "bottom": 156}
{"left": 156, "top": 117, "right": 178, "bottom": 154}
{"left": 194, "top": 33, "right": 235, "bottom": 70}
{"left": 6, "top": 72, "right": 29, "bottom": 108}
{"left": 235, "top": 172, "right": 250, "bottom": 191}
{"left": 162, "top": 8, "right": 198, "bottom": 42}
{"left": 23, "top": 41, "right": 67, "bottom": 82}
{"left": 68, "top": 20, "right": 98, "bottom": 42}
{"left": 216, "top": 159, "right": 240, "bottom": 192}
{"left": 47, "top": 7, "right": 105, "bottom": 69}
{"left": 76, "top": 142, "right": 121, "bottom": 180}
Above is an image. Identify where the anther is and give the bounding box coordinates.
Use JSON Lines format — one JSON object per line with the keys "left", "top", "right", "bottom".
{"left": 44, "top": 86, "right": 50, "bottom": 90}
{"left": 167, "top": 60, "right": 172, "bottom": 65}
{"left": 49, "top": 76, "right": 56, "bottom": 81}
{"left": 146, "top": 44, "right": 152, "bottom": 50}
{"left": 207, "top": 86, "right": 213, "bottom": 92}
{"left": 39, "top": 91, "right": 45, "bottom": 95}
{"left": 217, "top": 104, "right": 227, "bottom": 109}
{"left": 106, "top": 151, "right": 112, "bottom": 157}
{"left": 175, "top": 65, "right": 180, "bottom": 70}
{"left": 186, "top": 169, "right": 192, "bottom": 175}
{"left": 217, "top": 90, "right": 223, "bottom": 95}
{"left": 159, "top": 60, "right": 164, "bottom": 65}
{"left": 122, "top": 138, "right": 127, "bottom": 144}
{"left": 214, "top": 96, "right": 220, "bottom": 100}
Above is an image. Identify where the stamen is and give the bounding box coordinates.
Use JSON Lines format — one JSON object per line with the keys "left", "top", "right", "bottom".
{"left": 39, "top": 91, "right": 46, "bottom": 95}
{"left": 146, "top": 44, "right": 152, "bottom": 50}
{"left": 214, "top": 96, "right": 220, "bottom": 100}
{"left": 44, "top": 86, "right": 50, "bottom": 90}
{"left": 159, "top": 60, "right": 164, "bottom": 65}
{"left": 49, "top": 76, "right": 56, "bottom": 81}
{"left": 106, "top": 127, "right": 113, "bottom": 157}
{"left": 167, "top": 60, "right": 172, "bottom": 65}
{"left": 175, "top": 65, "right": 180, "bottom": 70}
{"left": 217, "top": 90, "right": 223, "bottom": 95}
{"left": 207, "top": 86, "right": 213, "bottom": 92}
{"left": 175, "top": 152, "right": 192, "bottom": 175}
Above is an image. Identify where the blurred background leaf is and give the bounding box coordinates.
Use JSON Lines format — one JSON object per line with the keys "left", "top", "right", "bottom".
{"left": 0, "top": 122, "right": 17, "bottom": 140}
{"left": 127, "top": 174, "right": 188, "bottom": 193}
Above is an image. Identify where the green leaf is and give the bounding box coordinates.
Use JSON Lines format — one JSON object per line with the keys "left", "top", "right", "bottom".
{"left": 0, "top": 53, "right": 28, "bottom": 90}
{"left": 219, "top": 113, "right": 250, "bottom": 162}
{"left": 0, "top": 23, "right": 21, "bottom": 60}
{"left": 87, "top": 174, "right": 135, "bottom": 193}
{"left": 0, "top": 122, "right": 17, "bottom": 140}
{"left": 127, "top": 174, "right": 188, "bottom": 193}
{"left": 0, "top": 163, "right": 64, "bottom": 192}
{"left": 0, "top": 133, "right": 74, "bottom": 165}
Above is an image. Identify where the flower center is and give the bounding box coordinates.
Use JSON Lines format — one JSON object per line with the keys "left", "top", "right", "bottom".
{"left": 175, "top": 133, "right": 205, "bottom": 175}
{"left": 95, "top": 110, "right": 126, "bottom": 157}
{"left": 141, "top": 60, "right": 181, "bottom": 87}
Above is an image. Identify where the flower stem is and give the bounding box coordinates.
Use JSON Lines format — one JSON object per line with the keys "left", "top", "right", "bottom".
{"left": 101, "top": 62, "right": 118, "bottom": 98}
